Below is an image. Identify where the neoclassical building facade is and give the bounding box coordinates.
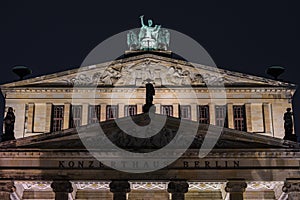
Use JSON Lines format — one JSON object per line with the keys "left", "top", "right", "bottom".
{"left": 0, "top": 50, "right": 299, "bottom": 200}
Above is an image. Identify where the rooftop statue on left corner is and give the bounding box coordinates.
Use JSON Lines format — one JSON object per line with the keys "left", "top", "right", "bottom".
{"left": 127, "top": 15, "right": 170, "bottom": 51}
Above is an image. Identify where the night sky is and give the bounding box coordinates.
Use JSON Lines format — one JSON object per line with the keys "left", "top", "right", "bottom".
{"left": 0, "top": 1, "right": 299, "bottom": 134}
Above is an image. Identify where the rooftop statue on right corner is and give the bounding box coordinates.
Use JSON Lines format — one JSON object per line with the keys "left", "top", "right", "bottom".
{"left": 283, "top": 108, "right": 297, "bottom": 142}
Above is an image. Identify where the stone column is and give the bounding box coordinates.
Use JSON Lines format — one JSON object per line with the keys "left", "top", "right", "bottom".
{"left": 82, "top": 103, "right": 89, "bottom": 125}
{"left": 51, "top": 181, "right": 73, "bottom": 200}
{"left": 45, "top": 103, "right": 53, "bottom": 132}
{"left": 109, "top": 180, "right": 131, "bottom": 200}
{"left": 225, "top": 179, "right": 247, "bottom": 200}
{"left": 167, "top": 181, "right": 189, "bottom": 200}
{"left": 209, "top": 103, "right": 216, "bottom": 125}
{"left": 263, "top": 103, "right": 273, "bottom": 134}
{"left": 227, "top": 103, "right": 234, "bottom": 129}
{"left": 245, "top": 103, "right": 252, "bottom": 132}
{"left": 282, "top": 179, "right": 300, "bottom": 200}
{"left": 0, "top": 181, "right": 14, "bottom": 200}
{"left": 27, "top": 103, "right": 35, "bottom": 133}
{"left": 173, "top": 103, "right": 179, "bottom": 118}
{"left": 63, "top": 103, "right": 71, "bottom": 129}
{"left": 100, "top": 103, "right": 107, "bottom": 122}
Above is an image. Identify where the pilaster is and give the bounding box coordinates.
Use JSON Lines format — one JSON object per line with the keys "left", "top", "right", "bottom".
{"left": 118, "top": 103, "right": 125, "bottom": 118}
{"left": 137, "top": 103, "right": 143, "bottom": 114}
{"left": 45, "top": 103, "right": 52, "bottom": 132}
{"left": 100, "top": 104, "right": 107, "bottom": 122}
{"left": 227, "top": 103, "right": 234, "bottom": 129}
{"left": 191, "top": 103, "right": 197, "bottom": 121}
{"left": 245, "top": 103, "right": 252, "bottom": 132}
{"left": 263, "top": 103, "right": 273, "bottom": 134}
{"left": 81, "top": 103, "right": 89, "bottom": 125}
{"left": 173, "top": 103, "right": 179, "bottom": 118}
{"left": 63, "top": 103, "right": 71, "bottom": 129}
{"left": 209, "top": 103, "right": 216, "bottom": 125}
{"left": 26, "top": 103, "right": 35, "bottom": 133}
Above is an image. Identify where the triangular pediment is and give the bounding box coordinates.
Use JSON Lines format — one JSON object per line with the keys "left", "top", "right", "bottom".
{"left": 0, "top": 53, "right": 295, "bottom": 89}
{"left": 0, "top": 113, "right": 298, "bottom": 150}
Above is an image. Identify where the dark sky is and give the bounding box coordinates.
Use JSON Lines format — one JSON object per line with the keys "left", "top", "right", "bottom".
{"left": 0, "top": 1, "right": 299, "bottom": 134}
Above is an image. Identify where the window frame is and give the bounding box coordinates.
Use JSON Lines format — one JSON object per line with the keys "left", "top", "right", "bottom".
{"left": 70, "top": 105, "right": 82, "bottom": 128}
{"left": 124, "top": 105, "right": 137, "bottom": 117}
{"left": 88, "top": 105, "right": 101, "bottom": 124}
{"left": 106, "top": 105, "right": 118, "bottom": 120}
{"left": 161, "top": 105, "right": 173, "bottom": 117}
{"left": 179, "top": 105, "right": 191, "bottom": 120}
{"left": 51, "top": 105, "right": 64, "bottom": 132}
{"left": 215, "top": 105, "right": 228, "bottom": 127}
{"left": 233, "top": 105, "right": 246, "bottom": 131}
{"left": 198, "top": 105, "right": 210, "bottom": 124}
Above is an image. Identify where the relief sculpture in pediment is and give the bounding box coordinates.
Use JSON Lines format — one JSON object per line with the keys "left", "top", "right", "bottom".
{"left": 66, "top": 67, "right": 121, "bottom": 86}
{"left": 65, "top": 61, "right": 232, "bottom": 87}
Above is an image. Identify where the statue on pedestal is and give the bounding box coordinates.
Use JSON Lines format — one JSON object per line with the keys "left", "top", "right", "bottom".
{"left": 2, "top": 107, "right": 16, "bottom": 142}
{"left": 138, "top": 15, "right": 161, "bottom": 50}
{"left": 127, "top": 16, "right": 170, "bottom": 51}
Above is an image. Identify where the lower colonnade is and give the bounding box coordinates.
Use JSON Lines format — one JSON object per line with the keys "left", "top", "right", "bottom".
{"left": 0, "top": 179, "right": 299, "bottom": 200}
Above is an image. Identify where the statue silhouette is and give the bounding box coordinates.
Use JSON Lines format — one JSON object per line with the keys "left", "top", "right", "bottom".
{"left": 2, "top": 107, "right": 16, "bottom": 142}
{"left": 283, "top": 108, "right": 297, "bottom": 142}
{"left": 143, "top": 82, "right": 155, "bottom": 113}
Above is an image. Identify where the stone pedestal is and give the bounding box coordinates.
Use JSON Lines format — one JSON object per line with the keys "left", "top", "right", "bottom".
{"left": 51, "top": 181, "right": 73, "bottom": 200}
{"left": 167, "top": 181, "right": 189, "bottom": 200}
{"left": 0, "top": 181, "right": 14, "bottom": 200}
{"left": 283, "top": 179, "right": 300, "bottom": 200}
{"left": 225, "top": 179, "right": 247, "bottom": 200}
{"left": 109, "top": 180, "right": 131, "bottom": 200}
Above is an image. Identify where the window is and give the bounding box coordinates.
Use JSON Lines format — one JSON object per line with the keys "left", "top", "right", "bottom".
{"left": 198, "top": 105, "right": 209, "bottom": 124}
{"left": 70, "top": 105, "right": 82, "bottom": 128}
{"left": 179, "top": 105, "right": 191, "bottom": 120}
{"left": 215, "top": 105, "right": 228, "bottom": 127}
{"left": 161, "top": 105, "right": 173, "bottom": 116}
{"left": 106, "top": 105, "right": 118, "bottom": 120}
{"left": 233, "top": 105, "right": 246, "bottom": 131}
{"left": 124, "top": 105, "right": 137, "bottom": 117}
{"left": 51, "top": 105, "right": 64, "bottom": 132}
{"left": 88, "top": 105, "right": 101, "bottom": 124}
